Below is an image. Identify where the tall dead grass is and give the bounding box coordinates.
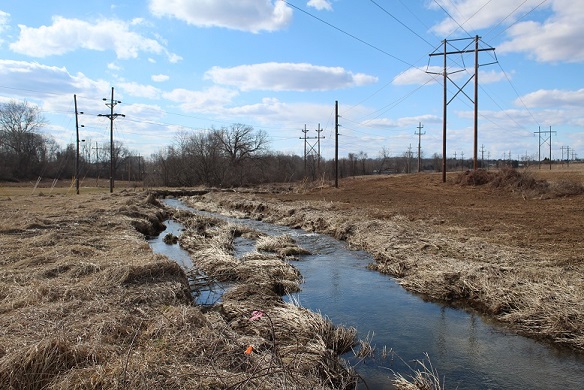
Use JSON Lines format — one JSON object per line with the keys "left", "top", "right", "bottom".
{"left": 0, "top": 191, "right": 357, "bottom": 389}
{"left": 185, "top": 190, "right": 584, "bottom": 353}
{"left": 455, "top": 167, "right": 584, "bottom": 198}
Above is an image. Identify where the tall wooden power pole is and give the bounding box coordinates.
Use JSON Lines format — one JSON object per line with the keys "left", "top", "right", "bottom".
{"left": 98, "top": 87, "right": 125, "bottom": 193}
{"left": 335, "top": 100, "right": 339, "bottom": 188}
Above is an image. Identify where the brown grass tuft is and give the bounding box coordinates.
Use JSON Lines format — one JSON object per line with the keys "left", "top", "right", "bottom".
{"left": 0, "top": 338, "right": 102, "bottom": 390}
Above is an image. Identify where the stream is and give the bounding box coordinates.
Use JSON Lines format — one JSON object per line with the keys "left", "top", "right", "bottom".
{"left": 150, "top": 198, "right": 584, "bottom": 389}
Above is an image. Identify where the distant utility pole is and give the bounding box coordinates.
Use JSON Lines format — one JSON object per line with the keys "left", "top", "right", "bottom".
{"left": 480, "top": 144, "right": 486, "bottom": 169}
{"left": 461, "top": 151, "right": 465, "bottom": 171}
{"left": 300, "top": 124, "right": 325, "bottom": 177}
{"left": 534, "top": 126, "right": 556, "bottom": 170}
{"left": 74, "top": 95, "right": 84, "bottom": 195}
{"left": 428, "top": 36, "right": 496, "bottom": 182}
{"left": 335, "top": 100, "right": 339, "bottom": 188}
{"left": 301, "top": 125, "right": 309, "bottom": 173}
{"left": 98, "top": 87, "right": 125, "bottom": 193}
{"left": 415, "top": 122, "right": 425, "bottom": 173}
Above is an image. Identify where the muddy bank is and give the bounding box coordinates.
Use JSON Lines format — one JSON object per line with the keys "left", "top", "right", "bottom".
{"left": 0, "top": 191, "right": 356, "bottom": 389}
{"left": 182, "top": 189, "right": 584, "bottom": 352}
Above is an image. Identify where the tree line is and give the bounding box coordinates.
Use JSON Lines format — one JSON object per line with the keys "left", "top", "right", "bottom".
{"left": 2, "top": 100, "right": 517, "bottom": 188}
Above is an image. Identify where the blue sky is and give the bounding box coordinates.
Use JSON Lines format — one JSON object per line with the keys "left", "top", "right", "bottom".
{"left": 0, "top": 0, "right": 582, "bottom": 162}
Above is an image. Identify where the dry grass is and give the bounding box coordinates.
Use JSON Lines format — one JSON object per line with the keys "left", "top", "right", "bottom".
{"left": 455, "top": 167, "right": 584, "bottom": 198}
{"left": 0, "top": 190, "right": 357, "bottom": 389}
{"left": 186, "top": 189, "right": 584, "bottom": 352}
{"left": 392, "top": 353, "right": 444, "bottom": 390}
{"left": 256, "top": 234, "right": 310, "bottom": 258}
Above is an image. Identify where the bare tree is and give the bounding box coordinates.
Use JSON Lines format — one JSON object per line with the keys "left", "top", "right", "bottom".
{"left": 215, "top": 124, "right": 268, "bottom": 165}
{"left": 0, "top": 100, "right": 49, "bottom": 179}
{"left": 215, "top": 124, "right": 268, "bottom": 186}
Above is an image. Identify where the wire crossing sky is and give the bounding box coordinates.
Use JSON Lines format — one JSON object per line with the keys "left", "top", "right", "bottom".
{"left": 0, "top": 0, "right": 582, "bottom": 161}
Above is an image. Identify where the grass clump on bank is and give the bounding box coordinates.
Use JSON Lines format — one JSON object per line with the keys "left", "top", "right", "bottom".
{"left": 0, "top": 191, "right": 358, "bottom": 389}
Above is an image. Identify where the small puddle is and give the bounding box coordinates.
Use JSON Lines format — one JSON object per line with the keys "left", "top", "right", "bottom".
{"left": 156, "top": 198, "right": 584, "bottom": 389}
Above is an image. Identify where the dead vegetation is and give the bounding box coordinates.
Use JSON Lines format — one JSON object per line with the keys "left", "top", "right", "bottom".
{"left": 182, "top": 169, "right": 584, "bottom": 352}
{"left": 455, "top": 167, "right": 584, "bottom": 198}
{"left": 0, "top": 190, "right": 357, "bottom": 389}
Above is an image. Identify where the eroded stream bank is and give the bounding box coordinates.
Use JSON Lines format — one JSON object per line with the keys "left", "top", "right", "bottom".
{"left": 161, "top": 194, "right": 584, "bottom": 389}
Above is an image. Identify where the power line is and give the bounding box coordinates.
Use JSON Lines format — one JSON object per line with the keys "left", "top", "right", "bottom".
{"left": 484, "top": 0, "right": 549, "bottom": 41}
{"left": 432, "top": 0, "right": 472, "bottom": 38}
{"left": 282, "top": 0, "right": 416, "bottom": 68}
{"left": 368, "top": 0, "right": 434, "bottom": 47}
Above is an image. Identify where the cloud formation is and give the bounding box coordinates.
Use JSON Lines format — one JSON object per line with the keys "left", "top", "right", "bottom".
{"left": 498, "top": 0, "right": 584, "bottom": 63}
{"left": 149, "top": 0, "right": 293, "bottom": 33}
{"left": 518, "top": 88, "right": 584, "bottom": 108}
{"left": 429, "top": 0, "right": 550, "bottom": 36}
{"left": 10, "top": 16, "right": 181, "bottom": 62}
{"left": 307, "top": 0, "right": 333, "bottom": 11}
{"left": 205, "top": 62, "right": 378, "bottom": 91}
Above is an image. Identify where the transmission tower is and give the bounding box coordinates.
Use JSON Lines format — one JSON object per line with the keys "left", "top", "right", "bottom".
{"left": 428, "top": 35, "right": 496, "bottom": 182}
{"left": 534, "top": 126, "right": 556, "bottom": 170}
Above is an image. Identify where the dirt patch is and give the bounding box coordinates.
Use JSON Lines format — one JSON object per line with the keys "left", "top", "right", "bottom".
{"left": 182, "top": 166, "right": 584, "bottom": 352}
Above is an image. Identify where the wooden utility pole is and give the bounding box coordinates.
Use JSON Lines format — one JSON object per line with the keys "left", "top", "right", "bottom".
{"left": 74, "top": 95, "right": 83, "bottom": 195}
{"left": 335, "top": 100, "right": 339, "bottom": 188}
{"left": 415, "top": 122, "right": 425, "bottom": 173}
{"left": 98, "top": 87, "right": 125, "bottom": 193}
{"left": 428, "top": 36, "right": 496, "bottom": 181}
{"left": 301, "top": 124, "right": 308, "bottom": 174}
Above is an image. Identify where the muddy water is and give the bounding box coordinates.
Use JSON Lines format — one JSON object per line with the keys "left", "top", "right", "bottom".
{"left": 157, "top": 199, "right": 584, "bottom": 389}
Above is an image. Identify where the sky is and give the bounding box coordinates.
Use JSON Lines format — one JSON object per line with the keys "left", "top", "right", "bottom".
{"left": 0, "top": 0, "right": 583, "bottom": 162}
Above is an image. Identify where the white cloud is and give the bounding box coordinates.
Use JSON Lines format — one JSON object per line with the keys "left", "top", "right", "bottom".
{"left": 362, "top": 115, "right": 440, "bottom": 129}
{"left": 429, "top": 0, "right": 550, "bottom": 36}
{"left": 517, "top": 88, "right": 584, "bottom": 108}
{"left": 307, "top": 0, "right": 333, "bottom": 11}
{"left": 149, "top": 0, "right": 293, "bottom": 33}
{"left": 0, "top": 10, "right": 9, "bottom": 46}
{"left": 151, "top": 74, "right": 169, "bottom": 82}
{"left": 393, "top": 66, "right": 503, "bottom": 86}
{"left": 9, "top": 16, "right": 180, "bottom": 62}
{"left": 429, "top": 0, "right": 584, "bottom": 63}
{"left": 0, "top": 59, "right": 103, "bottom": 97}
{"left": 108, "top": 62, "right": 122, "bottom": 71}
{"left": 118, "top": 81, "right": 161, "bottom": 99}
{"left": 498, "top": 0, "right": 584, "bottom": 63}
{"left": 162, "top": 86, "right": 239, "bottom": 112}
{"left": 393, "top": 67, "right": 441, "bottom": 86}
{"left": 204, "top": 62, "right": 378, "bottom": 91}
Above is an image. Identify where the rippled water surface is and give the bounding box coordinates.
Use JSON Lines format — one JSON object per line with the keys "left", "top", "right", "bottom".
{"left": 154, "top": 198, "right": 584, "bottom": 389}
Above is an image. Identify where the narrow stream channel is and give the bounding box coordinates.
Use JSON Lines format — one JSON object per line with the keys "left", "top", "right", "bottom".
{"left": 151, "top": 198, "right": 584, "bottom": 389}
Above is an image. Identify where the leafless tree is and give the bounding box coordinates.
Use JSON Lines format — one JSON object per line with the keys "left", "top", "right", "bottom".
{"left": 0, "top": 100, "right": 49, "bottom": 179}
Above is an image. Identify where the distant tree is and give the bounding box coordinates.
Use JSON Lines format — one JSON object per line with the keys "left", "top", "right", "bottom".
{"left": 0, "top": 100, "right": 49, "bottom": 179}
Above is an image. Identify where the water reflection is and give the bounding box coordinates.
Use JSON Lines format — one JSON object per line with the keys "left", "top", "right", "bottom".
{"left": 160, "top": 198, "right": 584, "bottom": 389}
